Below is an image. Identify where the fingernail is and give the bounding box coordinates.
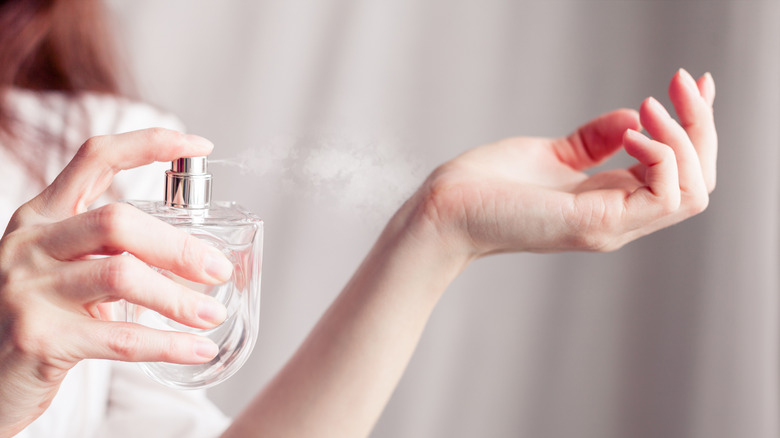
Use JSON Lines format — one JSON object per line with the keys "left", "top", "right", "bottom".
{"left": 184, "top": 134, "right": 214, "bottom": 151}
{"left": 678, "top": 68, "right": 699, "bottom": 93}
{"left": 197, "top": 298, "right": 227, "bottom": 325}
{"left": 624, "top": 128, "right": 651, "bottom": 145}
{"left": 204, "top": 248, "right": 233, "bottom": 282}
{"left": 624, "top": 128, "right": 640, "bottom": 141}
{"left": 194, "top": 339, "right": 219, "bottom": 360}
{"left": 647, "top": 96, "right": 670, "bottom": 117}
{"left": 704, "top": 72, "right": 716, "bottom": 102}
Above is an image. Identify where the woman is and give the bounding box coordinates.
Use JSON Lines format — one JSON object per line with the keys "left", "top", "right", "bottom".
{"left": 0, "top": 0, "right": 717, "bottom": 437}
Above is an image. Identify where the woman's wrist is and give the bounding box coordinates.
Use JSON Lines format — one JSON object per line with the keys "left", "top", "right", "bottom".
{"left": 378, "top": 183, "right": 478, "bottom": 292}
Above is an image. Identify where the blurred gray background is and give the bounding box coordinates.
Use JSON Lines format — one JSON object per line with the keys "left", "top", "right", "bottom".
{"left": 107, "top": 1, "right": 779, "bottom": 437}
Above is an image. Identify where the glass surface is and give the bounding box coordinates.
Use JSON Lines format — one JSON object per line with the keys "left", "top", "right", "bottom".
{"left": 125, "top": 200, "right": 263, "bottom": 389}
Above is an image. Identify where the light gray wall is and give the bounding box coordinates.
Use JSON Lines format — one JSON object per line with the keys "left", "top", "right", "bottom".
{"left": 108, "top": 1, "right": 780, "bottom": 437}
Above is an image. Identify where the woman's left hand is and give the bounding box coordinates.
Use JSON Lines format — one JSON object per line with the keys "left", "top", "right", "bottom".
{"left": 411, "top": 68, "right": 717, "bottom": 258}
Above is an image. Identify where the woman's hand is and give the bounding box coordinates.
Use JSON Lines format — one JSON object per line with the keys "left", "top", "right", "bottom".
{"left": 0, "top": 129, "right": 232, "bottom": 437}
{"left": 414, "top": 69, "right": 716, "bottom": 257}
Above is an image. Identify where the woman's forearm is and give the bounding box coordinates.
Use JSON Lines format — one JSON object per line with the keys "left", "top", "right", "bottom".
{"left": 223, "top": 194, "right": 471, "bottom": 438}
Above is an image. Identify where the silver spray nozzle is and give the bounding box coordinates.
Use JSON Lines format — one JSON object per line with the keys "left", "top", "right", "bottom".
{"left": 165, "top": 156, "right": 212, "bottom": 208}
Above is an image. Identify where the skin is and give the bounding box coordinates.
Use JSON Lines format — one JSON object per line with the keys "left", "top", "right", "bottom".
{"left": 0, "top": 69, "right": 716, "bottom": 437}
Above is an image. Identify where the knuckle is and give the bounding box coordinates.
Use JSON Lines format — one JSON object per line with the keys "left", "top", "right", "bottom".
{"left": 572, "top": 231, "right": 611, "bottom": 252}
{"left": 35, "top": 362, "right": 70, "bottom": 384}
{"left": 0, "top": 234, "right": 22, "bottom": 268}
{"left": 0, "top": 267, "right": 27, "bottom": 301}
{"left": 91, "top": 203, "right": 134, "bottom": 246}
{"left": 585, "top": 232, "right": 624, "bottom": 252}
{"left": 168, "top": 291, "right": 191, "bottom": 322}
{"left": 0, "top": 224, "right": 42, "bottom": 268}
{"left": 583, "top": 236, "right": 606, "bottom": 251}
{"left": 686, "top": 191, "right": 710, "bottom": 216}
{"left": 99, "top": 256, "right": 136, "bottom": 294}
{"left": 7, "top": 203, "right": 38, "bottom": 230}
{"left": 0, "top": 240, "right": 41, "bottom": 303}
{"left": 147, "top": 286, "right": 186, "bottom": 324}
{"left": 179, "top": 234, "right": 203, "bottom": 269}
{"left": 659, "top": 193, "right": 682, "bottom": 216}
{"left": 105, "top": 325, "right": 143, "bottom": 360}
{"left": 145, "top": 127, "right": 180, "bottom": 144}
{"left": 563, "top": 201, "right": 621, "bottom": 252}
{"left": 161, "top": 334, "right": 185, "bottom": 362}
{"left": 8, "top": 312, "right": 51, "bottom": 358}
{"left": 79, "top": 135, "right": 109, "bottom": 158}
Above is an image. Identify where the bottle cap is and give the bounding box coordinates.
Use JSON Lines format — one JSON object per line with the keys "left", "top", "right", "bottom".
{"left": 165, "top": 156, "right": 212, "bottom": 208}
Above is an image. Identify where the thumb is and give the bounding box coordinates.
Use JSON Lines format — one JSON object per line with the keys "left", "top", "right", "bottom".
{"left": 553, "top": 109, "right": 641, "bottom": 170}
{"left": 27, "top": 128, "right": 213, "bottom": 221}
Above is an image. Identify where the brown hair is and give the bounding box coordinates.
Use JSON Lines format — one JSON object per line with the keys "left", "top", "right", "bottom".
{"left": 0, "top": 0, "right": 129, "bottom": 134}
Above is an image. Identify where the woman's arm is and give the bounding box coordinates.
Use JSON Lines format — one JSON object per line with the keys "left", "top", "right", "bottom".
{"left": 223, "top": 69, "right": 717, "bottom": 437}
{"left": 222, "top": 193, "right": 470, "bottom": 437}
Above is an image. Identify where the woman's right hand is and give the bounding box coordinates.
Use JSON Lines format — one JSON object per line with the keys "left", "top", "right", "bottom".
{"left": 0, "top": 129, "right": 232, "bottom": 437}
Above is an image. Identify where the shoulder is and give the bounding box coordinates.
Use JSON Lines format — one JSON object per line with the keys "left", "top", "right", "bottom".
{"left": 4, "top": 89, "right": 184, "bottom": 200}
{"left": 71, "top": 91, "right": 185, "bottom": 135}
{"left": 5, "top": 88, "right": 185, "bottom": 148}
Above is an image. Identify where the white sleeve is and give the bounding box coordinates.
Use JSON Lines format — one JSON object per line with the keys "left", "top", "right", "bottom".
{"left": 93, "top": 363, "right": 230, "bottom": 438}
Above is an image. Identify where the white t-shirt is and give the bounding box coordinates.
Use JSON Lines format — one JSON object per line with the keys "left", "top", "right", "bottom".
{"left": 2, "top": 89, "right": 231, "bottom": 438}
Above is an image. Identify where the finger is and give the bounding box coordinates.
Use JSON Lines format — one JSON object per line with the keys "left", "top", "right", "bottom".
{"left": 623, "top": 129, "right": 681, "bottom": 215}
{"left": 40, "top": 203, "right": 233, "bottom": 284}
{"left": 639, "top": 96, "right": 707, "bottom": 196}
{"left": 553, "top": 109, "right": 641, "bottom": 170}
{"left": 669, "top": 68, "right": 717, "bottom": 192}
{"left": 28, "top": 128, "right": 214, "bottom": 220}
{"left": 697, "top": 72, "right": 716, "bottom": 107}
{"left": 57, "top": 255, "right": 227, "bottom": 329}
{"left": 74, "top": 318, "right": 219, "bottom": 364}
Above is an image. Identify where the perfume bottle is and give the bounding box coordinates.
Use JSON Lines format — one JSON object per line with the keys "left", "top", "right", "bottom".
{"left": 125, "top": 156, "right": 263, "bottom": 389}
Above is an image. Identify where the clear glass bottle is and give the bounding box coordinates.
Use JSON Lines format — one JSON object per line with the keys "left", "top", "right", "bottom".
{"left": 125, "top": 156, "right": 263, "bottom": 389}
